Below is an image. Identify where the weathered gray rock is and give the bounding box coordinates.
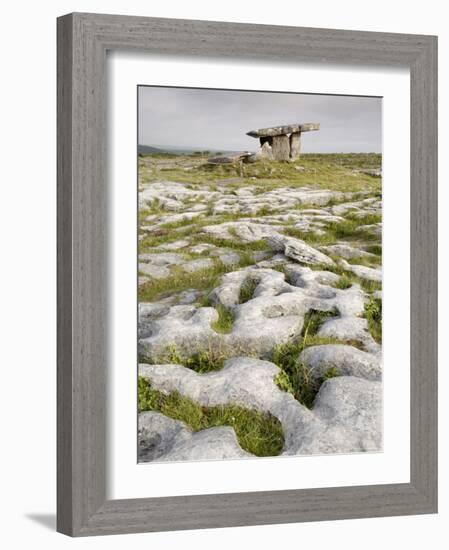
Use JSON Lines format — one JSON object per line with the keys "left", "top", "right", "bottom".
{"left": 360, "top": 223, "right": 382, "bottom": 238}
{"left": 230, "top": 292, "right": 306, "bottom": 355}
{"left": 290, "top": 132, "right": 301, "bottom": 159}
{"left": 259, "top": 140, "right": 273, "bottom": 160}
{"left": 139, "top": 262, "right": 171, "bottom": 279}
{"left": 155, "top": 212, "right": 202, "bottom": 226}
{"left": 139, "top": 411, "right": 190, "bottom": 462}
{"left": 139, "top": 252, "right": 184, "bottom": 280}
{"left": 317, "top": 315, "right": 380, "bottom": 353}
{"left": 373, "top": 290, "right": 383, "bottom": 300}
{"left": 139, "top": 357, "right": 286, "bottom": 412}
{"left": 161, "top": 427, "right": 253, "bottom": 461}
{"left": 156, "top": 239, "right": 190, "bottom": 251}
{"left": 340, "top": 259, "right": 382, "bottom": 282}
{"left": 299, "top": 345, "right": 382, "bottom": 382}
{"left": 138, "top": 412, "right": 251, "bottom": 462}
{"left": 182, "top": 258, "right": 214, "bottom": 272}
{"left": 320, "top": 243, "right": 375, "bottom": 260}
{"left": 215, "top": 251, "right": 241, "bottom": 266}
{"left": 139, "top": 181, "right": 219, "bottom": 210}
{"left": 189, "top": 243, "right": 216, "bottom": 254}
{"left": 139, "top": 305, "right": 219, "bottom": 359}
{"left": 285, "top": 264, "right": 339, "bottom": 287}
{"left": 247, "top": 123, "right": 320, "bottom": 137}
{"left": 296, "top": 376, "right": 382, "bottom": 454}
{"left": 271, "top": 135, "right": 291, "bottom": 161}
{"left": 139, "top": 276, "right": 149, "bottom": 287}
{"left": 201, "top": 221, "right": 282, "bottom": 242}
{"left": 267, "top": 234, "right": 335, "bottom": 266}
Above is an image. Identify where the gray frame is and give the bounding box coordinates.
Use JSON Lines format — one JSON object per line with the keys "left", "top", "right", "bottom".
{"left": 57, "top": 12, "right": 438, "bottom": 537}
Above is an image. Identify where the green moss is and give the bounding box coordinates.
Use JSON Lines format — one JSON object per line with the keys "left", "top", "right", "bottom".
{"left": 321, "top": 367, "right": 341, "bottom": 381}
{"left": 274, "top": 370, "right": 295, "bottom": 395}
{"left": 345, "top": 212, "right": 382, "bottom": 225}
{"left": 151, "top": 343, "right": 228, "bottom": 374}
{"left": 239, "top": 278, "right": 259, "bottom": 304}
{"left": 301, "top": 308, "right": 339, "bottom": 338}
{"left": 364, "top": 297, "right": 382, "bottom": 343}
{"left": 364, "top": 244, "right": 382, "bottom": 256}
{"left": 138, "top": 378, "right": 284, "bottom": 457}
{"left": 326, "top": 219, "right": 379, "bottom": 242}
{"left": 271, "top": 342, "right": 317, "bottom": 408}
{"left": 346, "top": 255, "right": 381, "bottom": 267}
{"left": 211, "top": 304, "right": 235, "bottom": 334}
{"left": 360, "top": 279, "right": 382, "bottom": 294}
{"left": 332, "top": 275, "right": 353, "bottom": 289}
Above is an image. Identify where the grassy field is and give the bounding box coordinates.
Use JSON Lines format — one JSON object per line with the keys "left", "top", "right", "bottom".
{"left": 139, "top": 152, "right": 382, "bottom": 193}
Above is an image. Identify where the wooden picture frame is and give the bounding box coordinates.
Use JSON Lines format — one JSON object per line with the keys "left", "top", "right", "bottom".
{"left": 57, "top": 12, "right": 438, "bottom": 536}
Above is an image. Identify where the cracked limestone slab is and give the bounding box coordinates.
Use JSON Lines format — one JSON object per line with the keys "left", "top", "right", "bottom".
{"left": 201, "top": 221, "right": 283, "bottom": 242}
{"left": 317, "top": 316, "right": 381, "bottom": 355}
{"left": 155, "top": 239, "right": 190, "bottom": 251}
{"left": 320, "top": 243, "right": 377, "bottom": 261}
{"left": 291, "top": 376, "right": 382, "bottom": 455}
{"left": 139, "top": 357, "right": 314, "bottom": 453}
{"left": 230, "top": 292, "right": 307, "bottom": 356}
{"left": 139, "top": 251, "right": 183, "bottom": 269}
{"left": 139, "top": 181, "right": 219, "bottom": 210}
{"left": 340, "top": 259, "right": 382, "bottom": 282}
{"left": 283, "top": 265, "right": 366, "bottom": 316}
{"left": 139, "top": 305, "right": 220, "bottom": 359}
{"left": 152, "top": 211, "right": 203, "bottom": 226}
{"left": 299, "top": 344, "right": 382, "bottom": 382}
{"left": 138, "top": 412, "right": 251, "bottom": 462}
{"left": 266, "top": 234, "right": 335, "bottom": 266}
{"left": 207, "top": 266, "right": 364, "bottom": 354}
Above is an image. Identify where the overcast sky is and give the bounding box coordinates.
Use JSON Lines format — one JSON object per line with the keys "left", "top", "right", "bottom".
{"left": 138, "top": 86, "right": 382, "bottom": 153}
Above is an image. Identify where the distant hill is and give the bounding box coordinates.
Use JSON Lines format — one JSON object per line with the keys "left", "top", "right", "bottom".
{"left": 138, "top": 144, "right": 243, "bottom": 155}
{"left": 138, "top": 145, "right": 165, "bottom": 154}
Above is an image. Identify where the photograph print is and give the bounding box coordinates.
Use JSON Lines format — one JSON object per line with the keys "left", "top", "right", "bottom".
{"left": 137, "top": 86, "right": 382, "bottom": 463}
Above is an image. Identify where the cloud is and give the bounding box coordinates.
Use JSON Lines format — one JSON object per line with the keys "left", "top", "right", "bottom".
{"left": 138, "top": 86, "right": 381, "bottom": 153}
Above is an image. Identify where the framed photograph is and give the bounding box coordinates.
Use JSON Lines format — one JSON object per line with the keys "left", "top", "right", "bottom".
{"left": 57, "top": 13, "right": 437, "bottom": 536}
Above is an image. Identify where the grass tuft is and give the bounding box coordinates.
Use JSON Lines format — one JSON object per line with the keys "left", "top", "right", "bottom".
{"left": 364, "top": 296, "right": 382, "bottom": 343}
{"left": 211, "top": 305, "right": 235, "bottom": 334}
{"left": 139, "top": 258, "right": 254, "bottom": 303}
{"left": 364, "top": 244, "right": 382, "bottom": 256}
{"left": 161, "top": 342, "right": 228, "bottom": 373}
{"left": 239, "top": 278, "right": 259, "bottom": 303}
{"left": 138, "top": 378, "right": 284, "bottom": 457}
{"left": 301, "top": 308, "right": 339, "bottom": 338}
{"left": 332, "top": 275, "right": 353, "bottom": 289}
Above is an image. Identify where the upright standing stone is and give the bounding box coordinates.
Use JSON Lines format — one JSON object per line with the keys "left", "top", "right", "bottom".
{"left": 271, "top": 135, "right": 290, "bottom": 161}
{"left": 260, "top": 140, "right": 273, "bottom": 159}
{"left": 289, "top": 132, "right": 301, "bottom": 159}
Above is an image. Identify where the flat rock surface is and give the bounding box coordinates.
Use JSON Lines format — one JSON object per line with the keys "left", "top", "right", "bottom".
{"left": 139, "top": 412, "right": 251, "bottom": 462}
{"left": 299, "top": 344, "right": 382, "bottom": 382}
{"left": 291, "top": 376, "right": 382, "bottom": 454}
{"left": 267, "top": 234, "right": 335, "bottom": 266}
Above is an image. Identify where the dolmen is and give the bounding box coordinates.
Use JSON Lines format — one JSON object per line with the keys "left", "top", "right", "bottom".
{"left": 247, "top": 123, "right": 320, "bottom": 161}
